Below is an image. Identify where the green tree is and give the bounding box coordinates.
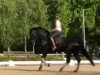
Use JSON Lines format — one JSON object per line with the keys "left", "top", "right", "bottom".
{"left": 0, "top": 0, "right": 16, "bottom": 51}
{"left": 44, "top": 0, "right": 72, "bottom": 36}
{"left": 27, "top": 0, "right": 48, "bottom": 28}
{"left": 12, "top": 0, "right": 29, "bottom": 51}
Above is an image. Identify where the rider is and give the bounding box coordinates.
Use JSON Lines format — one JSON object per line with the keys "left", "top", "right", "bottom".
{"left": 50, "top": 16, "right": 62, "bottom": 51}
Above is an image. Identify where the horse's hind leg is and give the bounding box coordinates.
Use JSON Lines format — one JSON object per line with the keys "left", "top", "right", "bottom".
{"left": 73, "top": 52, "right": 81, "bottom": 72}
{"left": 60, "top": 52, "right": 71, "bottom": 71}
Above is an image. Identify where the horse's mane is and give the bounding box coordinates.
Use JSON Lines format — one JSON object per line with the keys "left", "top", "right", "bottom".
{"left": 30, "top": 27, "right": 50, "bottom": 35}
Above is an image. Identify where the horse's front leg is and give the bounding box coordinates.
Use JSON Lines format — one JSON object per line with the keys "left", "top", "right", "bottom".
{"left": 73, "top": 53, "right": 81, "bottom": 72}
{"left": 39, "top": 52, "right": 50, "bottom": 70}
{"left": 41, "top": 58, "right": 50, "bottom": 67}
{"left": 74, "top": 61, "right": 80, "bottom": 72}
{"left": 60, "top": 53, "right": 71, "bottom": 71}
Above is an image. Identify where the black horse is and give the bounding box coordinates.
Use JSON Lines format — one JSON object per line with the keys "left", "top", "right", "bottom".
{"left": 29, "top": 27, "right": 95, "bottom": 72}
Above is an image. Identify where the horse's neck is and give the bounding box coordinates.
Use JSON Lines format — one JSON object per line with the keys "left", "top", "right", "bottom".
{"left": 37, "top": 30, "right": 49, "bottom": 41}
{"left": 38, "top": 31, "right": 46, "bottom": 38}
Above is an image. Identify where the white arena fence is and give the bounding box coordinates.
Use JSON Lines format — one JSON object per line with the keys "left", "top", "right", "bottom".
{"left": 0, "top": 60, "right": 100, "bottom": 67}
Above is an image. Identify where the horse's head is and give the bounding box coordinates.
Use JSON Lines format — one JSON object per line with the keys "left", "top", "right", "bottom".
{"left": 29, "top": 27, "right": 51, "bottom": 46}
{"left": 30, "top": 28, "right": 37, "bottom": 44}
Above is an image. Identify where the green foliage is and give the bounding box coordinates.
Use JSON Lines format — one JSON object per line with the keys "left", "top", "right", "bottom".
{"left": 27, "top": 0, "right": 48, "bottom": 28}
{"left": 0, "top": 0, "right": 48, "bottom": 51}
{"left": 0, "top": 0, "right": 16, "bottom": 48}
{"left": 0, "top": 0, "right": 100, "bottom": 52}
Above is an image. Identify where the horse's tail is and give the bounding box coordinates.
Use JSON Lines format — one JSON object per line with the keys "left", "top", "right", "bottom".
{"left": 80, "top": 45, "right": 95, "bottom": 66}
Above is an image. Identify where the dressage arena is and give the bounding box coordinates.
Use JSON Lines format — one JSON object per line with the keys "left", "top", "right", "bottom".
{"left": 0, "top": 63, "right": 100, "bottom": 75}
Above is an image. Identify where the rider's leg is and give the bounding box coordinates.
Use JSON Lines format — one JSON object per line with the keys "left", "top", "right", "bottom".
{"left": 50, "top": 37, "right": 56, "bottom": 50}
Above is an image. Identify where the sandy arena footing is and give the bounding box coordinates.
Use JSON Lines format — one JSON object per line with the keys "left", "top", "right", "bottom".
{"left": 0, "top": 64, "right": 100, "bottom": 75}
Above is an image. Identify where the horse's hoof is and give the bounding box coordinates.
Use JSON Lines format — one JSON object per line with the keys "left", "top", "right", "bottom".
{"left": 74, "top": 70, "right": 78, "bottom": 72}
{"left": 48, "top": 64, "right": 50, "bottom": 67}
{"left": 59, "top": 68, "right": 63, "bottom": 72}
{"left": 39, "top": 68, "right": 42, "bottom": 71}
{"left": 39, "top": 66, "right": 42, "bottom": 70}
{"left": 38, "top": 68, "right": 42, "bottom": 70}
